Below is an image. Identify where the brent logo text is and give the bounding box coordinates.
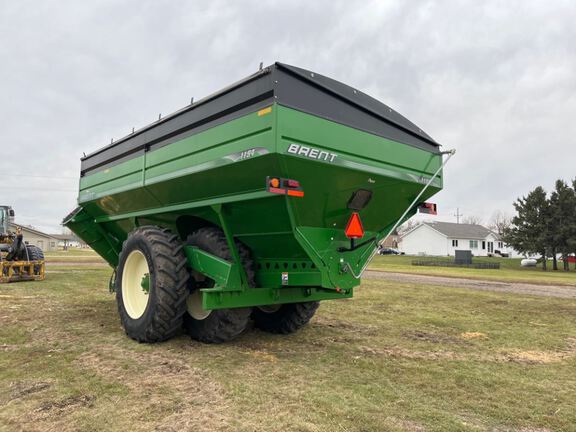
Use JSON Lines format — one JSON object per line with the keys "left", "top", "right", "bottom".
{"left": 287, "top": 143, "right": 337, "bottom": 163}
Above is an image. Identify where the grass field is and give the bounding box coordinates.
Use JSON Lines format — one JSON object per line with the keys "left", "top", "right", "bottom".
{"left": 43, "top": 249, "right": 106, "bottom": 263}
{"left": 43, "top": 249, "right": 101, "bottom": 257}
{"left": 1, "top": 264, "right": 576, "bottom": 431}
{"left": 369, "top": 255, "right": 576, "bottom": 286}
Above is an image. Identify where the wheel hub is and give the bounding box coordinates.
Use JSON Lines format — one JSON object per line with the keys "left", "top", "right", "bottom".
{"left": 140, "top": 274, "right": 150, "bottom": 294}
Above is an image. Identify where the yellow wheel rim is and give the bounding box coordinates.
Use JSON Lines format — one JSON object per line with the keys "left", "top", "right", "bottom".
{"left": 122, "top": 250, "right": 150, "bottom": 319}
{"left": 187, "top": 290, "right": 211, "bottom": 320}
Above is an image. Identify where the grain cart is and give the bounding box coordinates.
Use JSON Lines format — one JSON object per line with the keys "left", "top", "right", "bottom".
{"left": 64, "top": 63, "right": 453, "bottom": 343}
{"left": 0, "top": 206, "right": 45, "bottom": 282}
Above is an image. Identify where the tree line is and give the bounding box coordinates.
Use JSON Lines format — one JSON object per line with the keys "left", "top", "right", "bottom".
{"left": 502, "top": 179, "right": 576, "bottom": 271}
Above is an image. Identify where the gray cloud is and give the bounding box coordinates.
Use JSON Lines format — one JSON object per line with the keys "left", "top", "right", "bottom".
{"left": 1, "top": 0, "right": 574, "bottom": 231}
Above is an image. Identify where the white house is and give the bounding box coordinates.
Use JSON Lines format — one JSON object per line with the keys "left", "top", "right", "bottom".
{"left": 52, "top": 234, "right": 86, "bottom": 249}
{"left": 398, "top": 222, "right": 520, "bottom": 257}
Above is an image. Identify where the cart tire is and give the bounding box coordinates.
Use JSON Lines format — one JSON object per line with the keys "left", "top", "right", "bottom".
{"left": 183, "top": 227, "right": 253, "bottom": 344}
{"left": 253, "top": 301, "right": 320, "bottom": 334}
{"left": 116, "top": 226, "right": 189, "bottom": 343}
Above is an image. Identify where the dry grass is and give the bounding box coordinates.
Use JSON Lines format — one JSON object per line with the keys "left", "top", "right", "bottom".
{"left": 1, "top": 267, "right": 576, "bottom": 431}
{"left": 43, "top": 249, "right": 106, "bottom": 264}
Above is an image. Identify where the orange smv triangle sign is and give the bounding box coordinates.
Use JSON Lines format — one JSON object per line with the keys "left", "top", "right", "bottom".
{"left": 345, "top": 212, "right": 364, "bottom": 239}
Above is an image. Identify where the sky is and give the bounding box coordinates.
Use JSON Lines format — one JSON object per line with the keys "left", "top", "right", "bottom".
{"left": 0, "top": 0, "right": 575, "bottom": 233}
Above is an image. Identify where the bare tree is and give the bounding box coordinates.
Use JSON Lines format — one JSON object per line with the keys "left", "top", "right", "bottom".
{"left": 488, "top": 211, "right": 512, "bottom": 237}
{"left": 462, "top": 215, "right": 483, "bottom": 225}
{"left": 397, "top": 219, "right": 418, "bottom": 235}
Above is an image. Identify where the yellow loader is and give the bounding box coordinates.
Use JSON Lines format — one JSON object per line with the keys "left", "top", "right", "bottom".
{"left": 0, "top": 206, "right": 45, "bottom": 283}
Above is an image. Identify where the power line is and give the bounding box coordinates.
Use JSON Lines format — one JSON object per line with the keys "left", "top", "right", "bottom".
{"left": 454, "top": 208, "right": 463, "bottom": 224}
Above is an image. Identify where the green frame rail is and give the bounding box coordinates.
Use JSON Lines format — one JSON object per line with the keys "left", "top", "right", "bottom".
{"left": 184, "top": 245, "right": 352, "bottom": 310}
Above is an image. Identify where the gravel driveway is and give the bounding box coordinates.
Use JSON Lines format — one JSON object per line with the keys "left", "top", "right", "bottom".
{"left": 363, "top": 271, "right": 576, "bottom": 299}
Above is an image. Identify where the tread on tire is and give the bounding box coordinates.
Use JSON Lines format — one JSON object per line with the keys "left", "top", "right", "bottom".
{"left": 253, "top": 301, "right": 320, "bottom": 334}
{"left": 183, "top": 226, "right": 254, "bottom": 344}
{"left": 116, "top": 226, "right": 189, "bottom": 343}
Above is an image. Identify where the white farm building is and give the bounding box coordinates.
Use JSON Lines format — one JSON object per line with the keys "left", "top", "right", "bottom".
{"left": 9, "top": 223, "right": 59, "bottom": 252}
{"left": 399, "top": 222, "right": 520, "bottom": 257}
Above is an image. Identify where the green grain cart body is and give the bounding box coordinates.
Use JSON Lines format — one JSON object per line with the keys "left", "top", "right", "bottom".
{"left": 64, "top": 63, "right": 443, "bottom": 313}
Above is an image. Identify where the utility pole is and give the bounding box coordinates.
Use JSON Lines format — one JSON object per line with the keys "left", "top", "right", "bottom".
{"left": 454, "top": 208, "right": 463, "bottom": 224}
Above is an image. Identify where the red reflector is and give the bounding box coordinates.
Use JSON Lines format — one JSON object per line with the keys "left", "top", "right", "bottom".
{"left": 345, "top": 212, "right": 364, "bottom": 239}
{"left": 285, "top": 179, "right": 300, "bottom": 188}
{"left": 287, "top": 189, "right": 304, "bottom": 197}
{"left": 419, "top": 202, "right": 438, "bottom": 215}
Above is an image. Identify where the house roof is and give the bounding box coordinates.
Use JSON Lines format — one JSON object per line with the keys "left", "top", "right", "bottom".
{"left": 9, "top": 223, "right": 59, "bottom": 240}
{"left": 423, "top": 222, "right": 493, "bottom": 239}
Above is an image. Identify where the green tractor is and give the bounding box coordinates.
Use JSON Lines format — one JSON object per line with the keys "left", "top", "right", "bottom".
{"left": 64, "top": 63, "right": 452, "bottom": 343}
{"left": 0, "top": 206, "right": 45, "bottom": 283}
